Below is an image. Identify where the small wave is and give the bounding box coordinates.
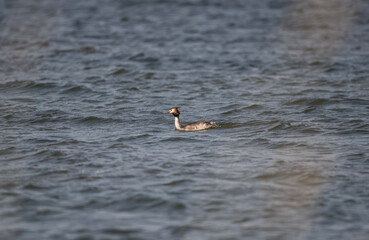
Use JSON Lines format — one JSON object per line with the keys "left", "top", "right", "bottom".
{"left": 160, "top": 137, "right": 203, "bottom": 142}
{"left": 54, "top": 46, "right": 97, "bottom": 54}
{"left": 144, "top": 168, "right": 162, "bottom": 174}
{"left": 79, "top": 116, "right": 106, "bottom": 123}
{"left": 115, "top": 134, "right": 152, "bottom": 141}
{"left": 22, "top": 183, "right": 51, "bottom": 190}
{"left": 323, "top": 62, "right": 347, "bottom": 73}
{"left": 8, "top": 97, "right": 35, "bottom": 103}
{"left": 32, "top": 149, "right": 67, "bottom": 161}
{"left": 122, "top": 193, "right": 187, "bottom": 212}
{"left": 309, "top": 60, "right": 325, "bottom": 66}
{"left": 77, "top": 116, "right": 123, "bottom": 125}
{"left": 35, "top": 208, "right": 60, "bottom": 216}
{"left": 267, "top": 121, "right": 292, "bottom": 131}
{"left": 218, "top": 103, "right": 241, "bottom": 111}
{"left": 0, "top": 147, "right": 15, "bottom": 154}
{"left": 3, "top": 114, "right": 13, "bottom": 120}
{"left": 285, "top": 98, "right": 332, "bottom": 106}
{"left": 244, "top": 104, "right": 262, "bottom": 109}
{"left": 161, "top": 179, "right": 194, "bottom": 186}
{"left": 60, "top": 85, "right": 93, "bottom": 95}
{"left": 253, "top": 169, "right": 327, "bottom": 186}
{"left": 215, "top": 122, "right": 243, "bottom": 129}
{"left": 129, "top": 53, "right": 159, "bottom": 62}
{"left": 221, "top": 109, "right": 240, "bottom": 115}
{"left": 108, "top": 68, "right": 129, "bottom": 76}
{"left": 40, "top": 170, "right": 69, "bottom": 177}
{"left": 103, "top": 228, "right": 139, "bottom": 235}
{"left": 108, "top": 143, "right": 133, "bottom": 149}
{"left": 221, "top": 104, "right": 261, "bottom": 115}
{"left": 28, "top": 109, "right": 69, "bottom": 124}
{"left": 0, "top": 80, "right": 57, "bottom": 92}
{"left": 300, "top": 127, "right": 324, "bottom": 134}
{"left": 25, "top": 81, "right": 58, "bottom": 90}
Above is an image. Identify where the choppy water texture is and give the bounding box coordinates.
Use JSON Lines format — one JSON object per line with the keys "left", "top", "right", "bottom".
{"left": 1, "top": 0, "right": 369, "bottom": 239}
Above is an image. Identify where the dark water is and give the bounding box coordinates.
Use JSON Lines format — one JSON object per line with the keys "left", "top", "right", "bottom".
{"left": 1, "top": 0, "right": 368, "bottom": 239}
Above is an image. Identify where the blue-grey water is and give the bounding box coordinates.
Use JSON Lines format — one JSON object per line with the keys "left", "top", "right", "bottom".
{"left": 1, "top": 0, "right": 368, "bottom": 239}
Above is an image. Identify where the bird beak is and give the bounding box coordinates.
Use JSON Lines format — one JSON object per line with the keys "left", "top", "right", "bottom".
{"left": 164, "top": 110, "right": 170, "bottom": 114}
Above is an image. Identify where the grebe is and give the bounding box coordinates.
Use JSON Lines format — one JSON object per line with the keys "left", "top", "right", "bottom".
{"left": 166, "top": 107, "right": 215, "bottom": 131}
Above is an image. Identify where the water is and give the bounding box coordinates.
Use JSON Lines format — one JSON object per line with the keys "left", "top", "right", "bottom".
{"left": 1, "top": 0, "right": 368, "bottom": 239}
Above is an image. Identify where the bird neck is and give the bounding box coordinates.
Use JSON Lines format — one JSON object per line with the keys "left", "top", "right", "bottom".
{"left": 174, "top": 116, "right": 183, "bottom": 130}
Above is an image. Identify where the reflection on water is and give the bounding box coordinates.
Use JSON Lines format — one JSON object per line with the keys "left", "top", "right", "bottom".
{"left": 263, "top": 139, "right": 335, "bottom": 239}
{"left": 281, "top": 0, "right": 355, "bottom": 57}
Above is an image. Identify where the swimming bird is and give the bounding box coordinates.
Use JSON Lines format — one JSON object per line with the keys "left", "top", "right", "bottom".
{"left": 166, "top": 107, "right": 215, "bottom": 131}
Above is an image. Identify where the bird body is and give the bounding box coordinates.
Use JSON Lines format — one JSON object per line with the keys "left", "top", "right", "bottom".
{"left": 166, "top": 107, "right": 215, "bottom": 131}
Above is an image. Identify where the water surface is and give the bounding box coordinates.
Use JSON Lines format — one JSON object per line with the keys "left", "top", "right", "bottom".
{"left": 1, "top": 0, "right": 368, "bottom": 239}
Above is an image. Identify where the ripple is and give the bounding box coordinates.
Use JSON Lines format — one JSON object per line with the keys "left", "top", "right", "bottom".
{"left": 60, "top": 85, "right": 94, "bottom": 95}
{"left": 0, "top": 147, "right": 15, "bottom": 155}
{"left": 108, "top": 68, "right": 129, "bottom": 76}
{"left": 216, "top": 122, "right": 243, "bottom": 129}
{"left": 253, "top": 169, "right": 327, "bottom": 186}
{"left": 267, "top": 121, "right": 292, "bottom": 131}
{"left": 129, "top": 53, "right": 159, "bottom": 62}
{"left": 103, "top": 228, "right": 139, "bottom": 235}
{"left": 116, "top": 134, "right": 152, "bottom": 141}
{"left": 123, "top": 193, "right": 187, "bottom": 212}
{"left": 0, "top": 80, "right": 58, "bottom": 92}
{"left": 161, "top": 179, "right": 194, "bottom": 186}
{"left": 160, "top": 137, "right": 204, "bottom": 143}
{"left": 22, "top": 183, "right": 46, "bottom": 190}
{"left": 78, "top": 116, "right": 121, "bottom": 124}
{"left": 54, "top": 46, "right": 98, "bottom": 54}
{"left": 285, "top": 98, "right": 333, "bottom": 106}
